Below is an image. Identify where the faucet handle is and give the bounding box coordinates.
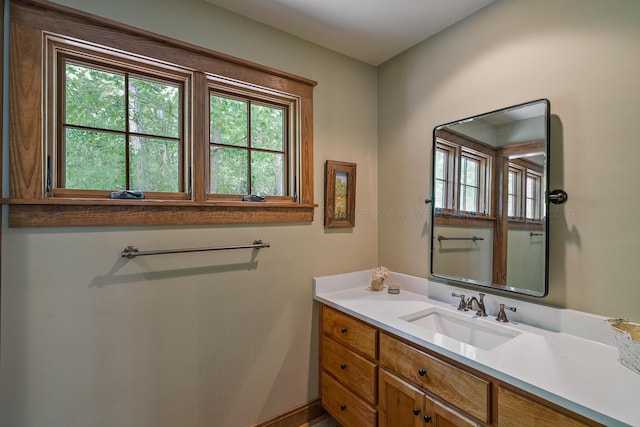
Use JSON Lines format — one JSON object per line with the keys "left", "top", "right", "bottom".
{"left": 496, "top": 303, "right": 516, "bottom": 322}
{"left": 451, "top": 292, "right": 468, "bottom": 311}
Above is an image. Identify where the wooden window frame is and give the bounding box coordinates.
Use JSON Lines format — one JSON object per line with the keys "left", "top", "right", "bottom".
{"left": 48, "top": 35, "right": 193, "bottom": 201}
{"left": 7, "top": 0, "right": 316, "bottom": 227}
{"left": 207, "top": 78, "right": 298, "bottom": 202}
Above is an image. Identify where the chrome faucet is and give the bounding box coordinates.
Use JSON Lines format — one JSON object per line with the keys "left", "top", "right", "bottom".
{"left": 465, "top": 293, "right": 487, "bottom": 317}
{"left": 496, "top": 303, "right": 517, "bottom": 322}
{"left": 451, "top": 292, "right": 468, "bottom": 311}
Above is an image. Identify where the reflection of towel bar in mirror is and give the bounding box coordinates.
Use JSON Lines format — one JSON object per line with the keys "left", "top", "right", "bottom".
{"left": 437, "top": 235, "right": 484, "bottom": 242}
{"left": 530, "top": 232, "right": 543, "bottom": 237}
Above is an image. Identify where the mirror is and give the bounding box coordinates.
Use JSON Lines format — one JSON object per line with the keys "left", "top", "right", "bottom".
{"left": 430, "top": 99, "right": 550, "bottom": 297}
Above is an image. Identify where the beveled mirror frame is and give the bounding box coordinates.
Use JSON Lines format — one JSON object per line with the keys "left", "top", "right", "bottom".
{"left": 430, "top": 99, "right": 550, "bottom": 297}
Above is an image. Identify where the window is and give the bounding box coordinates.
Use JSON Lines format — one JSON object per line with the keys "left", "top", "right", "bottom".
{"left": 434, "top": 139, "right": 491, "bottom": 216}
{"left": 53, "top": 47, "right": 190, "bottom": 199}
{"left": 525, "top": 170, "right": 543, "bottom": 220}
{"left": 8, "top": 1, "right": 316, "bottom": 227}
{"left": 507, "top": 161, "right": 544, "bottom": 221}
{"left": 507, "top": 164, "right": 524, "bottom": 218}
{"left": 434, "top": 141, "right": 456, "bottom": 210}
{"left": 209, "top": 89, "right": 292, "bottom": 199}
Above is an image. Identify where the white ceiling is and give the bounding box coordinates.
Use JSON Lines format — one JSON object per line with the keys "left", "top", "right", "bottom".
{"left": 204, "top": 0, "right": 496, "bottom": 65}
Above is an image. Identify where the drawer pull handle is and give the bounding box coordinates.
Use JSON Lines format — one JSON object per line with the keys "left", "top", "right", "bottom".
{"left": 340, "top": 364, "right": 347, "bottom": 370}
{"left": 418, "top": 368, "right": 427, "bottom": 376}
{"left": 340, "top": 405, "right": 347, "bottom": 411}
{"left": 424, "top": 415, "right": 432, "bottom": 423}
{"left": 341, "top": 328, "right": 348, "bottom": 334}
{"left": 413, "top": 408, "right": 421, "bottom": 416}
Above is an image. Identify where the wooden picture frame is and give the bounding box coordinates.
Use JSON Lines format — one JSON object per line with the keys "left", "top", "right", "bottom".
{"left": 324, "top": 160, "right": 356, "bottom": 228}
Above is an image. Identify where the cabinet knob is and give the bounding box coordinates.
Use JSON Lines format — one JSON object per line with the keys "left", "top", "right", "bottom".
{"left": 340, "top": 364, "right": 347, "bottom": 370}
{"left": 418, "top": 369, "right": 427, "bottom": 376}
{"left": 340, "top": 405, "right": 347, "bottom": 411}
{"left": 341, "top": 328, "right": 348, "bottom": 334}
{"left": 413, "top": 408, "right": 421, "bottom": 415}
{"left": 424, "top": 415, "right": 432, "bottom": 423}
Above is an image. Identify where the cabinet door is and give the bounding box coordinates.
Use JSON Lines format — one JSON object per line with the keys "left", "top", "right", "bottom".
{"left": 429, "top": 398, "right": 480, "bottom": 427}
{"left": 379, "top": 369, "right": 427, "bottom": 427}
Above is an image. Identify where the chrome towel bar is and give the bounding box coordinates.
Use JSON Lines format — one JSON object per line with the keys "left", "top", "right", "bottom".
{"left": 121, "top": 239, "right": 270, "bottom": 259}
{"left": 437, "top": 235, "right": 484, "bottom": 242}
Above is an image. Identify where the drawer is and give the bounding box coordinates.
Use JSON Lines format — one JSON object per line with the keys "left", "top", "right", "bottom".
{"left": 323, "top": 306, "right": 377, "bottom": 359}
{"left": 322, "top": 371, "right": 377, "bottom": 427}
{"left": 322, "top": 336, "right": 377, "bottom": 404}
{"left": 379, "top": 333, "right": 490, "bottom": 424}
{"left": 497, "top": 386, "right": 592, "bottom": 427}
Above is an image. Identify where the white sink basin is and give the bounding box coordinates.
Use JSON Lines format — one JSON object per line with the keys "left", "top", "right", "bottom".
{"left": 400, "top": 307, "right": 521, "bottom": 351}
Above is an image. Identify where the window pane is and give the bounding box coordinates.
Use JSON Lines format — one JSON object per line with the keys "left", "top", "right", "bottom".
{"left": 210, "top": 146, "right": 248, "bottom": 194}
{"left": 508, "top": 171, "right": 516, "bottom": 217}
{"left": 210, "top": 95, "right": 248, "bottom": 147}
{"left": 129, "top": 136, "right": 179, "bottom": 192}
{"left": 65, "top": 129, "right": 125, "bottom": 190}
{"left": 526, "top": 176, "right": 536, "bottom": 197}
{"left": 435, "top": 149, "right": 447, "bottom": 208}
{"left": 461, "top": 157, "right": 478, "bottom": 186}
{"left": 251, "top": 151, "right": 284, "bottom": 196}
{"left": 434, "top": 181, "right": 445, "bottom": 209}
{"left": 526, "top": 176, "right": 539, "bottom": 219}
{"left": 251, "top": 104, "right": 284, "bottom": 151}
{"left": 435, "top": 149, "right": 445, "bottom": 180}
{"left": 460, "top": 156, "right": 479, "bottom": 212}
{"left": 129, "top": 77, "right": 180, "bottom": 138}
{"left": 65, "top": 63, "right": 125, "bottom": 131}
{"left": 461, "top": 187, "right": 478, "bottom": 212}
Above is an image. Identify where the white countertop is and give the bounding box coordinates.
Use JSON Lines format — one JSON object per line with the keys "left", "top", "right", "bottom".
{"left": 313, "top": 270, "right": 640, "bottom": 427}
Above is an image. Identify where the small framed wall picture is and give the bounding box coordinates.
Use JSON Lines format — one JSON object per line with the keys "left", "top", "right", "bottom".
{"left": 324, "top": 160, "right": 356, "bottom": 228}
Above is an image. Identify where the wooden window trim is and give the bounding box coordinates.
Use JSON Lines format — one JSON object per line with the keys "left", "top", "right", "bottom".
{"left": 7, "top": 0, "right": 317, "bottom": 227}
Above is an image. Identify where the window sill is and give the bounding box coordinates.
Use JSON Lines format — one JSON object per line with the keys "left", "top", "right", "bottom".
{"left": 5, "top": 198, "right": 316, "bottom": 227}
{"left": 507, "top": 218, "right": 544, "bottom": 231}
{"left": 434, "top": 211, "right": 496, "bottom": 228}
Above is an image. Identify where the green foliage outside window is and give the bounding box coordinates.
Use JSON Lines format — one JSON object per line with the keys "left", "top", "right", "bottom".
{"left": 63, "top": 63, "right": 181, "bottom": 192}
{"left": 210, "top": 94, "right": 286, "bottom": 196}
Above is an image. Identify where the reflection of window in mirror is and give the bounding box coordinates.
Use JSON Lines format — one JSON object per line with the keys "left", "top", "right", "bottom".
{"left": 460, "top": 148, "right": 490, "bottom": 215}
{"left": 507, "top": 165, "right": 522, "bottom": 218}
{"left": 525, "top": 171, "right": 543, "bottom": 220}
{"left": 434, "top": 140, "right": 456, "bottom": 210}
{"left": 434, "top": 138, "right": 491, "bottom": 216}
{"left": 507, "top": 159, "right": 543, "bottom": 222}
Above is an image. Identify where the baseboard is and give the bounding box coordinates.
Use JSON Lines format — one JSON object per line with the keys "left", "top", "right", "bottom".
{"left": 253, "top": 399, "right": 326, "bottom": 427}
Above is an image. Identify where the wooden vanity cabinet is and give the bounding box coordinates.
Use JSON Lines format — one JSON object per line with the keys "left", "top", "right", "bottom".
{"left": 320, "top": 305, "right": 378, "bottom": 427}
{"left": 319, "top": 304, "right": 604, "bottom": 427}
